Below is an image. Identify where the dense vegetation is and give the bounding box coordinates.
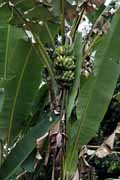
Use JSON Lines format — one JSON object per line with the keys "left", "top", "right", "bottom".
{"left": 0, "top": 0, "right": 120, "bottom": 180}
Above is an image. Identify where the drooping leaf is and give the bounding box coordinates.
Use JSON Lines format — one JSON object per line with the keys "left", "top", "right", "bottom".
{"left": 0, "top": 114, "right": 58, "bottom": 180}
{"left": 66, "top": 33, "right": 82, "bottom": 120}
{"left": 65, "top": 9, "right": 120, "bottom": 176}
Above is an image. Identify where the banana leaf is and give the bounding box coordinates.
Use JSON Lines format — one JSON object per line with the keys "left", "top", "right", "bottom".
{"left": 65, "top": 9, "right": 120, "bottom": 176}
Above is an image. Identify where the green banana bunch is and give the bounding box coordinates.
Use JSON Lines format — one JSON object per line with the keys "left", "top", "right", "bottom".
{"left": 56, "top": 70, "right": 75, "bottom": 82}
{"left": 54, "top": 55, "right": 75, "bottom": 70}
{"left": 54, "top": 45, "right": 76, "bottom": 85}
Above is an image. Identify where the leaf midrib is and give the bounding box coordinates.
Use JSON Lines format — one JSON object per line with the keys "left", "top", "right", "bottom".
{"left": 7, "top": 47, "right": 32, "bottom": 145}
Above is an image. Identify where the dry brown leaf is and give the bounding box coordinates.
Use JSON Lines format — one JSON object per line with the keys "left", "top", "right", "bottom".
{"left": 35, "top": 132, "right": 48, "bottom": 160}
{"left": 115, "top": 122, "right": 120, "bottom": 137}
{"left": 96, "top": 122, "right": 120, "bottom": 158}
{"left": 95, "top": 143, "right": 112, "bottom": 158}
{"left": 44, "top": 143, "right": 51, "bottom": 166}
{"left": 72, "top": 123, "right": 120, "bottom": 179}
{"left": 44, "top": 122, "right": 60, "bottom": 166}
{"left": 72, "top": 146, "right": 92, "bottom": 180}
{"left": 34, "top": 132, "right": 48, "bottom": 169}
{"left": 49, "top": 122, "right": 60, "bottom": 136}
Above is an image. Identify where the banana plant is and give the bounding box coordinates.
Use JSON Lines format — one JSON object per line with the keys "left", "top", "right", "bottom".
{"left": 0, "top": 0, "right": 120, "bottom": 180}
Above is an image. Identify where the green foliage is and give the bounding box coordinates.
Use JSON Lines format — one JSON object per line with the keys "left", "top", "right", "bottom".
{"left": 0, "top": 113, "right": 58, "bottom": 180}
{"left": 0, "top": 5, "right": 43, "bottom": 145}
{"left": 0, "top": 1, "right": 120, "bottom": 179}
{"left": 65, "top": 9, "right": 120, "bottom": 176}
{"left": 0, "top": 39, "right": 42, "bottom": 145}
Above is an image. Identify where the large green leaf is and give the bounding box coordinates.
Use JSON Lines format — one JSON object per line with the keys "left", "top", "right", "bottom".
{"left": 0, "top": 39, "right": 42, "bottom": 144}
{"left": 66, "top": 33, "right": 82, "bottom": 120}
{"left": 76, "top": 9, "right": 120, "bottom": 146}
{"left": 65, "top": 9, "right": 120, "bottom": 176}
{"left": 0, "top": 5, "right": 57, "bottom": 146}
{"left": 0, "top": 5, "right": 40, "bottom": 144}
{"left": 0, "top": 114, "right": 58, "bottom": 180}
